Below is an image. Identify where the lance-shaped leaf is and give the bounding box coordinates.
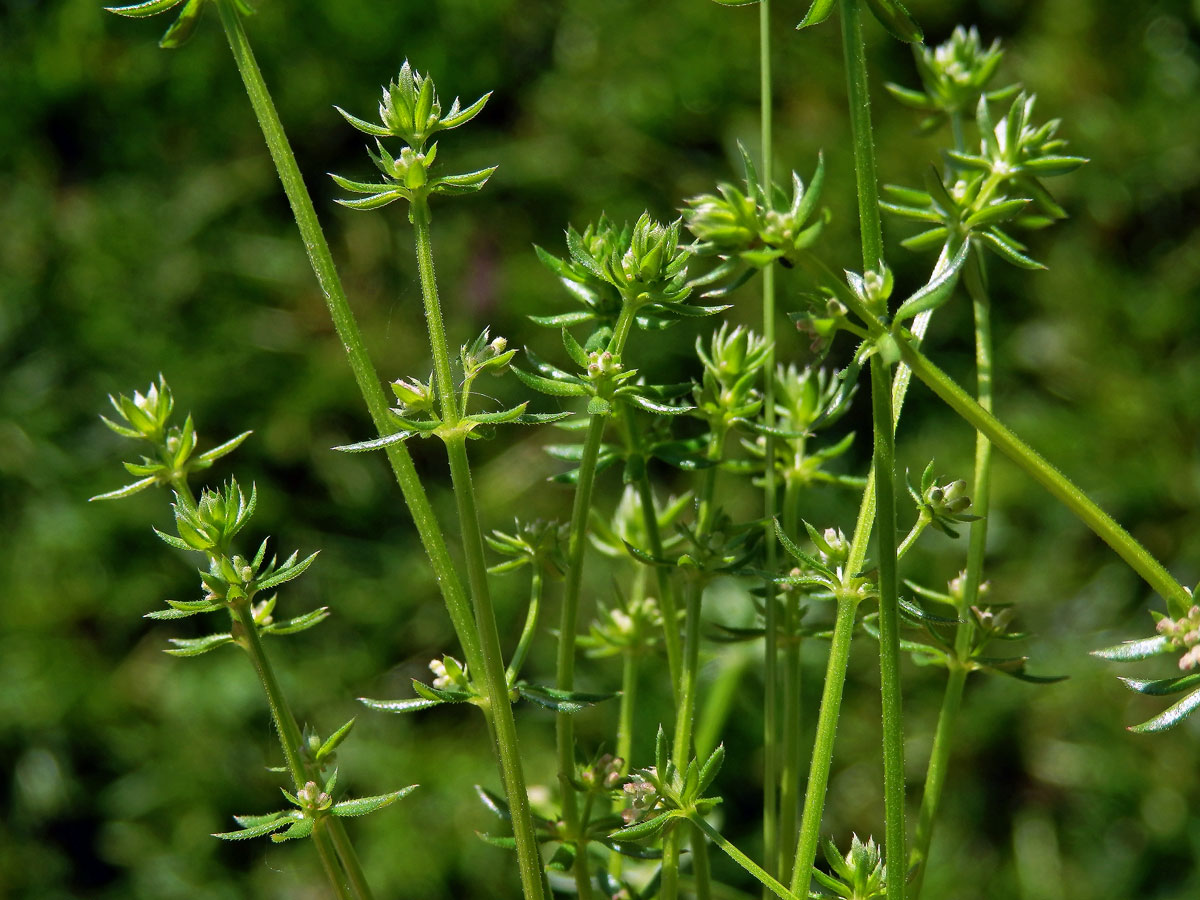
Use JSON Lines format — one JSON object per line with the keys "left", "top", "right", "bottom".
{"left": 89, "top": 476, "right": 159, "bottom": 502}
{"left": 331, "top": 785, "right": 418, "bottom": 818}
{"left": 892, "top": 240, "right": 969, "bottom": 322}
{"left": 359, "top": 696, "right": 443, "bottom": 714}
{"left": 262, "top": 607, "right": 330, "bottom": 636}
{"left": 797, "top": 0, "right": 836, "bottom": 29}
{"left": 165, "top": 632, "right": 234, "bottom": 657}
{"left": 1119, "top": 672, "right": 1200, "bottom": 696}
{"left": 516, "top": 683, "right": 618, "bottom": 713}
{"left": 1091, "top": 635, "right": 1171, "bottom": 662}
{"left": 194, "top": 430, "right": 253, "bottom": 468}
{"left": 1128, "top": 687, "right": 1200, "bottom": 734}
{"left": 213, "top": 813, "right": 294, "bottom": 841}
{"left": 332, "top": 431, "right": 415, "bottom": 453}
{"left": 254, "top": 551, "right": 319, "bottom": 592}
{"left": 144, "top": 598, "right": 223, "bottom": 620}
{"left": 609, "top": 811, "right": 680, "bottom": 843}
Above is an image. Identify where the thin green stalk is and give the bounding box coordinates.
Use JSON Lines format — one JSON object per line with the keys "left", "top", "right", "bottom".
{"left": 840, "top": 2, "right": 905, "bottom": 895}
{"left": 506, "top": 569, "right": 543, "bottom": 684}
{"left": 777, "top": 476, "right": 802, "bottom": 882}
{"left": 617, "top": 651, "right": 639, "bottom": 774}
{"left": 312, "top": 821, "right": 355, "bottom": 900}
{"left": 558, "top": 413, "right": 608, "bottom": 900}
{"left": 212, "top": 1, "right": 483, "bottom": 678}
{"left": 693, "top": 815, "right": 801, "bottom": 900}
{"left": 760, "top": 0, "right": 781, "bottom": 885}
{"left": 408, "top": 197, "right": 546, "bottom": 900}
{"left": 232, "top": 601, "right": 371, "bottom": 900}
{"left": 692, "top": 824, "right": 715, "bottom": 900}
{"left": 623, "top": 404, "right": 682, "bottom": 693}
{"left": 895, "top": 337, "right": 1191, "bottom": 613}
{"left": 326, "top": 820, "right": 375, "bottom": 900}
{"left": 908, "top": 664, "right": 967, "bottom": 900}
{"left": 896, "top": 513, "right": 931, "bottom": 559}
{"left": 789, "top": 596, "right": 859, "bottom": 897}
{"left": 870, "top": 356, "right": 906, "bottom": 900}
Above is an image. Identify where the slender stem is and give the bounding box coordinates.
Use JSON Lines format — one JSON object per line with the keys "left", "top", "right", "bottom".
{"left": 232, "top": 601, "right": 370, "bottom": 900}
{"left": 617, "top": 651, "right": 639, "bottom": 773}
{"left": 908, "top": 664, "right": 967, "bottom": 899}
{"left": 840, "top": 3, "right": 905, "bottom": 895}
{"left": 326, "top": 820, "right": 374, "bottom": 900}
{"left": 691, "top": 817, "right": 801, "bottom": 900}
{"left": 759, "top": 0, "right": 780, "bottom": 886}
{"left": 213, "top": 1, "right": 483, "bottom": 676}
{"left": 895, "top": 337, "right": 1191, "bottom": 614}
{"left": 840, "top": 0, "right": 883, "bottom": 269}
{"left": 558, "top": 413, "right": 608, "bottom": 900}
{"left": 789, "top": 596, "right": 859, "bottom": 897}
{"left": 409, "top": 193, "right": 545, "bottom": 900}
{"left": 896, "top": 513, "right": 930, "bottom": 559}
{"left": 444, "top": 437, "right": 548, "bottom": 900}
{"left": 870, "top": 357, "right": 907, "bottom": 900}
{"left": 777, "top": 476, "right": 801, "bottom": 883}
{"left": 312, "top": 821, "right": 355, "bottom": 900}
{"left": 411, "top": 200, "right": 460, "bottom": 425}
{"left": 692, "top": 824, "right": 715, "bottom": 900}
{"left": 506, "top": 568, "right": 543, "bottom": 684}
{"left": 623, "top": 404, "right": 682, "bottom": 693}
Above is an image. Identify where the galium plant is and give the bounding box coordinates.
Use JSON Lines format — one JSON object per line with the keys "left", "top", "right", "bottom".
{"left": 95, "top": 1, "right": 1196, "bottom": 898}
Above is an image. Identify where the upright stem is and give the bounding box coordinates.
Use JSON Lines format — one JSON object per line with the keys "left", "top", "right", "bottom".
{"left": 213, "top": 1, "right": 483, "bottom": 677}
{"left": 907, "top": 252, "right": 987, "bottom": 900}
{"left": 759, "top": 0, "right": 781, "bottom": 885}
{"left": 778, "top": 476, "right": 802, "bottom": 882}
{"left": 789, "top": 597, "right": 860, "bottom": 897}
{"left": 506, "top": 569, "right": 543, "bottom": 684}
{"left": 870, "top": 356, "right": 906, "bottom": 900}
{"left": 840, "top": 3, "right": 905, "bottom": 896}
{"left": 623, "top": 404, "right": 682, "bottom": 693}
{"left": 558, "top": 413, "right": 608, "bottom": 900}
{"left": 232, "top": 601, "right": 369, "bottom": 900}
{"left": 405, "top": 199, "right": 546, "bottom": 900}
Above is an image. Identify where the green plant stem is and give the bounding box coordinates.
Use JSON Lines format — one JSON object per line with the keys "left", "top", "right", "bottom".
{"left": 896, "top": 513, "right": 930, "bottom": 559}
{"left": 908, "top": 664, "right": 967, "bottom": 900}
{"left": 760, "top": 0, "right": 781, "bottom": 886}
{"left": 894, "top": 336, "right": 1191, "bottom": 614}
{"left": 778, "top": 476, "right": 802, "bottom": 883}
{"left": 692, "top": 815, "right": 800, "bottom": 900}
{"left": 907, "top": 253, "right": 986, "bottom": 900}
{"left": 558, "top": 413, "right": 608, "bottom": 900}
{"left": 870, "top": 356, "right": 907, "bottom": 900}
{"left": 326, "top": 820, "right": 375, "bottom": 900}
{"left": 840, "top": 3, "right": 905, "bottom": 896}
{"left": 789, "top": 596, "right": 859, "bottom": 897}
{"left": 313, "top": 821, "right": 355, "bottom": 900}
{"left": 408, "top": 197, "right": 546, "bottom": 900}
{"left": 506, "top": 568, "right": 543, "bottom": 684}
{"left": 623, "top": 404, "right": 682, "bottom": 693}
{"left": 617, "top": 651, "right": 639, "bottom": 773}
{"left": 840, "top": 0, "right": 883, "bottom": 269}
{"left": 213, "top": 1, "right": 483, "bottom": 677}
{"left": 692, "top": 824, "right": 715, "bottom": 900}
{"left": 232, "top": 601, "right": 370, "bottom": 900}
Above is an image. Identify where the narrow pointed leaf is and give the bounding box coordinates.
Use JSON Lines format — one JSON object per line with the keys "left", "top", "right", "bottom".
{"left": 165, "top": 632, "right": 234, "bottom": 656}
{"left": 359, "top": 696, "right": 443, "bottom": 714}
{"left": 865, "top": 0, "right": 923, "bottom": 42}
{"left": 195, "top": 430, "right": 253, "bottom": 467}
{"left": 1128, "top": 687, "right": 1200, "bottom": 733}
{"left": 1092, "top": 635, "right": 1171, "bottom": 661}
{"left": 89, "top": 476, "right": 159, "bottom": 502}
{"left": 1119, "top": 672, "right": 1200, "bottom": 696}
{"left": 105, "top": 0, "right": 186, "bottom": 15}
{"left": 332, "top": 786, "right": 418, "bottom": 817}
{"left": 797, "top": 0, "right": 836, "bottom": 29}
{"left": 213, "top": 817, "right": 291, "bottom": 841}
{"left": 893, "top": 239, "right": 969, "bottom": 321}
{"left": 516, "top": 683, "right": 618, "bottom": 713}
{"left": 333, "top": 431, "right": 414, "bottom": 453}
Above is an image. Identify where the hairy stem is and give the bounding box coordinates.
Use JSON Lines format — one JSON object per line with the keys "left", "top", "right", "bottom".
{"left": 840, "top": 2, "right": 905, "bottom": 896}
{"left": 760, "top": 0, "right": 781, "bottom": 885}
{"left": 213, "top": 0, "right": 483, "bottom": 678}
{"left": 233, "top": 601, "right": 371, "bottom": 900}
{"left": 410, "top": 203, "right": 546, "bottom": 900}
{"left": 778, "top": 476, "right": 802, "bottom": 882}
{"left": 558, "top": 413, "right": 608, "bottom": 900}
{"left": 895, "top": 337, "right": 1191, "bottom": 614}
{"left": 694, "top": 815, "right": 801, "bottom": 900}
{"left": 789, "top": 596, "right": 859, "bottom": 897}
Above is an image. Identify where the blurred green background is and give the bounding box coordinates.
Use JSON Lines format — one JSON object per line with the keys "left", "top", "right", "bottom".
{"left": 2, "top": 0, "right": 1200, "bottom": 897}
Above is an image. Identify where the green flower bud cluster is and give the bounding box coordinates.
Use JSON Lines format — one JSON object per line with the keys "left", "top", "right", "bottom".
{"left": 684, "top": 152, "right": 827, "bottom": 273}
{"left": 332, "top": 62, "right": 496, "bottom": 216}
{"left": 1156, "top": 605, "right": 1200, "bottom": 670}
{"left": 908, "top": 462, "right": 980, "bottom": 538}
{"left": 486, "top": 519, "right": 569, "bottom": 577}
{"left": 429, "top": 655, "right": 470, "bottom": 692}
{"left": 693, "top": 324, "right": 770, "bottom": 429}
{"left": 885, "top": 26, "right": 1016, "bottom": 131}
{"left": 173, "top": 479, "right": 255, "bottom": 553}
{"left": 579, "top": 753, "right": 625, "bottom": 792}
{"left": 581, "top": 594, "right": 665, "bottom": 658}
{"left": 390, "top": 375, "right": 436, "bottom": 417}
{"left": 92, "top": 376, "right": 250, "bottom": 501}
{"left": 812, "top": 834, "right": 887, "bottom": 900}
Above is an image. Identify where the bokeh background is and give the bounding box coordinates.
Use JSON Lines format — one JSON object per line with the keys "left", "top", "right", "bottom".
{"left": 3, "top": 0, "right": 1200, "bottom": 897}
